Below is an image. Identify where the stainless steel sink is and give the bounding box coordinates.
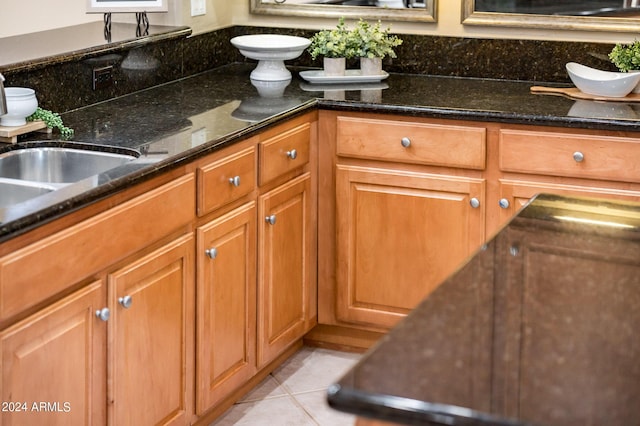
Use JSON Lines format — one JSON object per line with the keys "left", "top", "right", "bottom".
{"left": 0, "top": 145, "right": 140, "bottom": 211}
{"left": 0, "top": 147, "right": 138, "bottom": 184}
{"left": 0, "top": 179, "right": 55, "bottom": 208}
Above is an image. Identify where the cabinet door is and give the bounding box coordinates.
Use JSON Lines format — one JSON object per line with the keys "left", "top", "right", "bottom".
{"left": 497, "top": 179, "right": 640, "bottom": 231}
{"left": 196, "top": 202, "right": 257, "bottom": 414}
{"left": 336, "top": 165, "right": 485, "bottom": 330}
{"left": 258, "top": 172, "right": 314, "bottom": 367}
{"left": 108, "top": 235, "right": 194, "bottom": 426}
{"left": 0, "top": 281, "right": 106, "bottom": 426}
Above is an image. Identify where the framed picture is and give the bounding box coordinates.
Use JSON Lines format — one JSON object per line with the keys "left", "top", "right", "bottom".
{"left": 87, "top": 0, "right": 167, "bottom": 13}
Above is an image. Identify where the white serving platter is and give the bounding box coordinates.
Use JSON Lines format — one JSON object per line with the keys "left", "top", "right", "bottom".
{"left": 299, "top": 70, "right": 389, "bottom": 84}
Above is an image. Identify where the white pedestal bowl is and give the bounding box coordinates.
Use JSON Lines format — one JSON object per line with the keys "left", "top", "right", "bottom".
{"left": 230, "top": 34, "right": 311, "bottom": 82}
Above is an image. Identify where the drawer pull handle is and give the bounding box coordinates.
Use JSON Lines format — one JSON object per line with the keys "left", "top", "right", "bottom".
{"left": 499, "top": 198, "right": 510, "bottom": 209}
{"left": 400, "top": 137, "right": 411, "bottom": 148}
{"left": 95, "top": 308, "right": 110, "bottom": 322}
{"left": 265, "top": 214, "right": 277, "bottom": 225}
{"left": 286, "top": 149, "right": 298, "bottom": 160}
{"left": 205, "top": 248, "right": 218, "bottom": 259}
{"left": 229, "top": 176, "right": 241, "bottom": 187}
{"left": 118, "top": 295, "right": 133, "bottom": 309}
{"left": 572, "top": 151, "right": 585, "bottom": 163}
{"left": 470, "top": 198, "right": 480, "bottom": 208}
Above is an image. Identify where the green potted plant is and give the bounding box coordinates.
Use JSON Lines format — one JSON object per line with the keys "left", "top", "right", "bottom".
{"left": 609, "top": 40, "right": 640, "bottom": 93}
{"left": 352, "top": 19, "right": 403, "bottom": 75}
{"left": 308, "top": 17, "right": 357, "bottom": 76}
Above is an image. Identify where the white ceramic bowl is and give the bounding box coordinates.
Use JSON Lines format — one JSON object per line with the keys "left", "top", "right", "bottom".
{"left": 1, "top": 87, "right": 38, "bottom": 126}
{"left": 566, "top": 62, "right": 640, "bottom": 98}
{"left": 230, "top": 34, "right": 311, "bottom": 61}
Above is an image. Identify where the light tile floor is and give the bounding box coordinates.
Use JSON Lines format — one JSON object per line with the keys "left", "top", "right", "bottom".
{"left": 212, "top": 346, "right": 361, "bottom": 426}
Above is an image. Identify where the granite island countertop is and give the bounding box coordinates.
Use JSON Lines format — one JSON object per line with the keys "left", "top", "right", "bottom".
{"left": 2, "top": 62, "right": 640, "bottom": 242}
{"left": 327, "top": 193, "right": 640, "bottom": 426}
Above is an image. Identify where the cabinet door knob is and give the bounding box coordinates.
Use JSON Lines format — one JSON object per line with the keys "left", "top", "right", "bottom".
{"left": 573, "top": 151, "right": 585, "bottom": 163}
{"left": 95, "top": 307, "right": 110, "bottom": 322}
{"left": 499, "top": 198, "right": 510, "bottom": 209}
{"left": 118, "top": 295, "right": 133, "bottom": 309}
{"left": 470, "top": 197, "right": 480, "bottom": 208}
{"left": 400, "top": 137, "right": 411, "bottom": 148}
{"left": 286, "top": 149, "right": 297, "bottom": 160}
{"left": 205, "top": 247, "right": 218, "bottom": 259}
{"left": 228, "top": 176, "right": 241, "bottom": 187}
{"left": 265, "top": 214, "right": 277, "bottom": 225}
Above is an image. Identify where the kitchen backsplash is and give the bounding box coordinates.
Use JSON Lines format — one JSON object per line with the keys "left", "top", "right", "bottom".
{"left": 1, "top": 24, "right": 616, "bottom": 113}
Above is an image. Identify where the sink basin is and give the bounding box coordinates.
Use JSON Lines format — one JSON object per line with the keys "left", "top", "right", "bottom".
{"left": 0, "top": 147, "right": 138, "bottom": 184}
{"left": 0, "top": 179, "right": 55, "bottom": 208}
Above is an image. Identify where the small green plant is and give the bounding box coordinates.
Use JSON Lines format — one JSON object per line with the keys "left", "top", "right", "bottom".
{"left": 27, "top": 107, "right": 74, "bottom": 139}
{"left": 609, "top": 41, "right": 640, "bottom": 72}
{"left": 308, "top": 17, "right": 358, "bottom": 60}
{"left": 352, "top": 19, "right": 403, "bottom": 59}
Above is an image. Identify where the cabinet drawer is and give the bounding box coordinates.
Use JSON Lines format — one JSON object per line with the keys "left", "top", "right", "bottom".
{"left": 336, "top": 116, "right": 486, "bottom": 170}
{"left": 259, "top": 123, "right": 311, "bottom": 185}
{"left": 500, "top": 129, "right": 640, "bottom": 183}
{"left": 197, "top": 146, "right": 256, "bottom": 216}
{"left": 0, "top": 174, "right": 195, "bottom": 322}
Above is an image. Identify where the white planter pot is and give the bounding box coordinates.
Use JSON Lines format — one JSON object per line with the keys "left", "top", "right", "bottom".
{"left": 630, "top": 70, "right": 640, "bottom": 93}
{"left": 323, "top": 57, "right": 346, "bottom": 76}
{"left": 360, "top": 57, "right": 383, "bottom": 76}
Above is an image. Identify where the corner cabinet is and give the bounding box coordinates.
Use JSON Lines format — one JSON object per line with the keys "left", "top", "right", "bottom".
{"left": 317, "top": 110, "right": 640, "bottom": 339}
{"left": 320, "top": 111, "right": 487, "bottom": 331}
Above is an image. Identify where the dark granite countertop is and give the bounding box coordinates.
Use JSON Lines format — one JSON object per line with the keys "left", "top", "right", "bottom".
{"left": 328, "top": 193, "right": 640, "bottom": 426}
{"left": 2, "top": 63, "right": 640, "bottom": 242}
{"left": 0, "top": 22, "right": 192, "bottom": 72}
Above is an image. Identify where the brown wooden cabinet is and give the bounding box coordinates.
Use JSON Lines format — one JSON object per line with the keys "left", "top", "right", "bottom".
{"left": 108, "top": 234, "right": 194, "bottom": 426}
{"left": 495, "top": 127, "right": 640, "bottom": 230}
{"left": 0, "top": 112, "right": 319, "bottom": 426}
{"left": 335, "top": 165, "right": 485, "bottom": 329}
{"left": 0, "top": 281, "right": 106, "bottom": 426}
{"left": 192, "top": 112, "right": 317, "bottom": 421}
{"left": 258, "top": 173, "right": 314, "bottom": 367}
{"left": 316, "top": 111, "right": 640, "bottom": 344}
{"left": 196, "top": 202, "right": 257, "bottom": 413}
{"left": 319, "top": 111, "right": 487, "bottom": 332}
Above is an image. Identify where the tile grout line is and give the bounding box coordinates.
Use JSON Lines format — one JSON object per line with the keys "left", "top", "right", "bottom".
{"left": 271, "top": 370, "right": 326, "bottom": 425}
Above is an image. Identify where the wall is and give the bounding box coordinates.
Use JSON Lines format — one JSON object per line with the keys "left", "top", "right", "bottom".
{"left": 1, "top": 0, "right": 638, "bottom": 43}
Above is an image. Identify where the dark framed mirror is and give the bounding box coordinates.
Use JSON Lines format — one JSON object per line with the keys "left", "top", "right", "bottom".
{"left": 250, "top": 0, "right": 437, "bottom": 23}
{"left": 463, "top": 0, "right": 640, "bottom": 32}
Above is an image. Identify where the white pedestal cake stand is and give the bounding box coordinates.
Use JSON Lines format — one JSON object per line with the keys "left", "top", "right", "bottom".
{"left": 230, "top": 34, "right": 311, "bottom": 82}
